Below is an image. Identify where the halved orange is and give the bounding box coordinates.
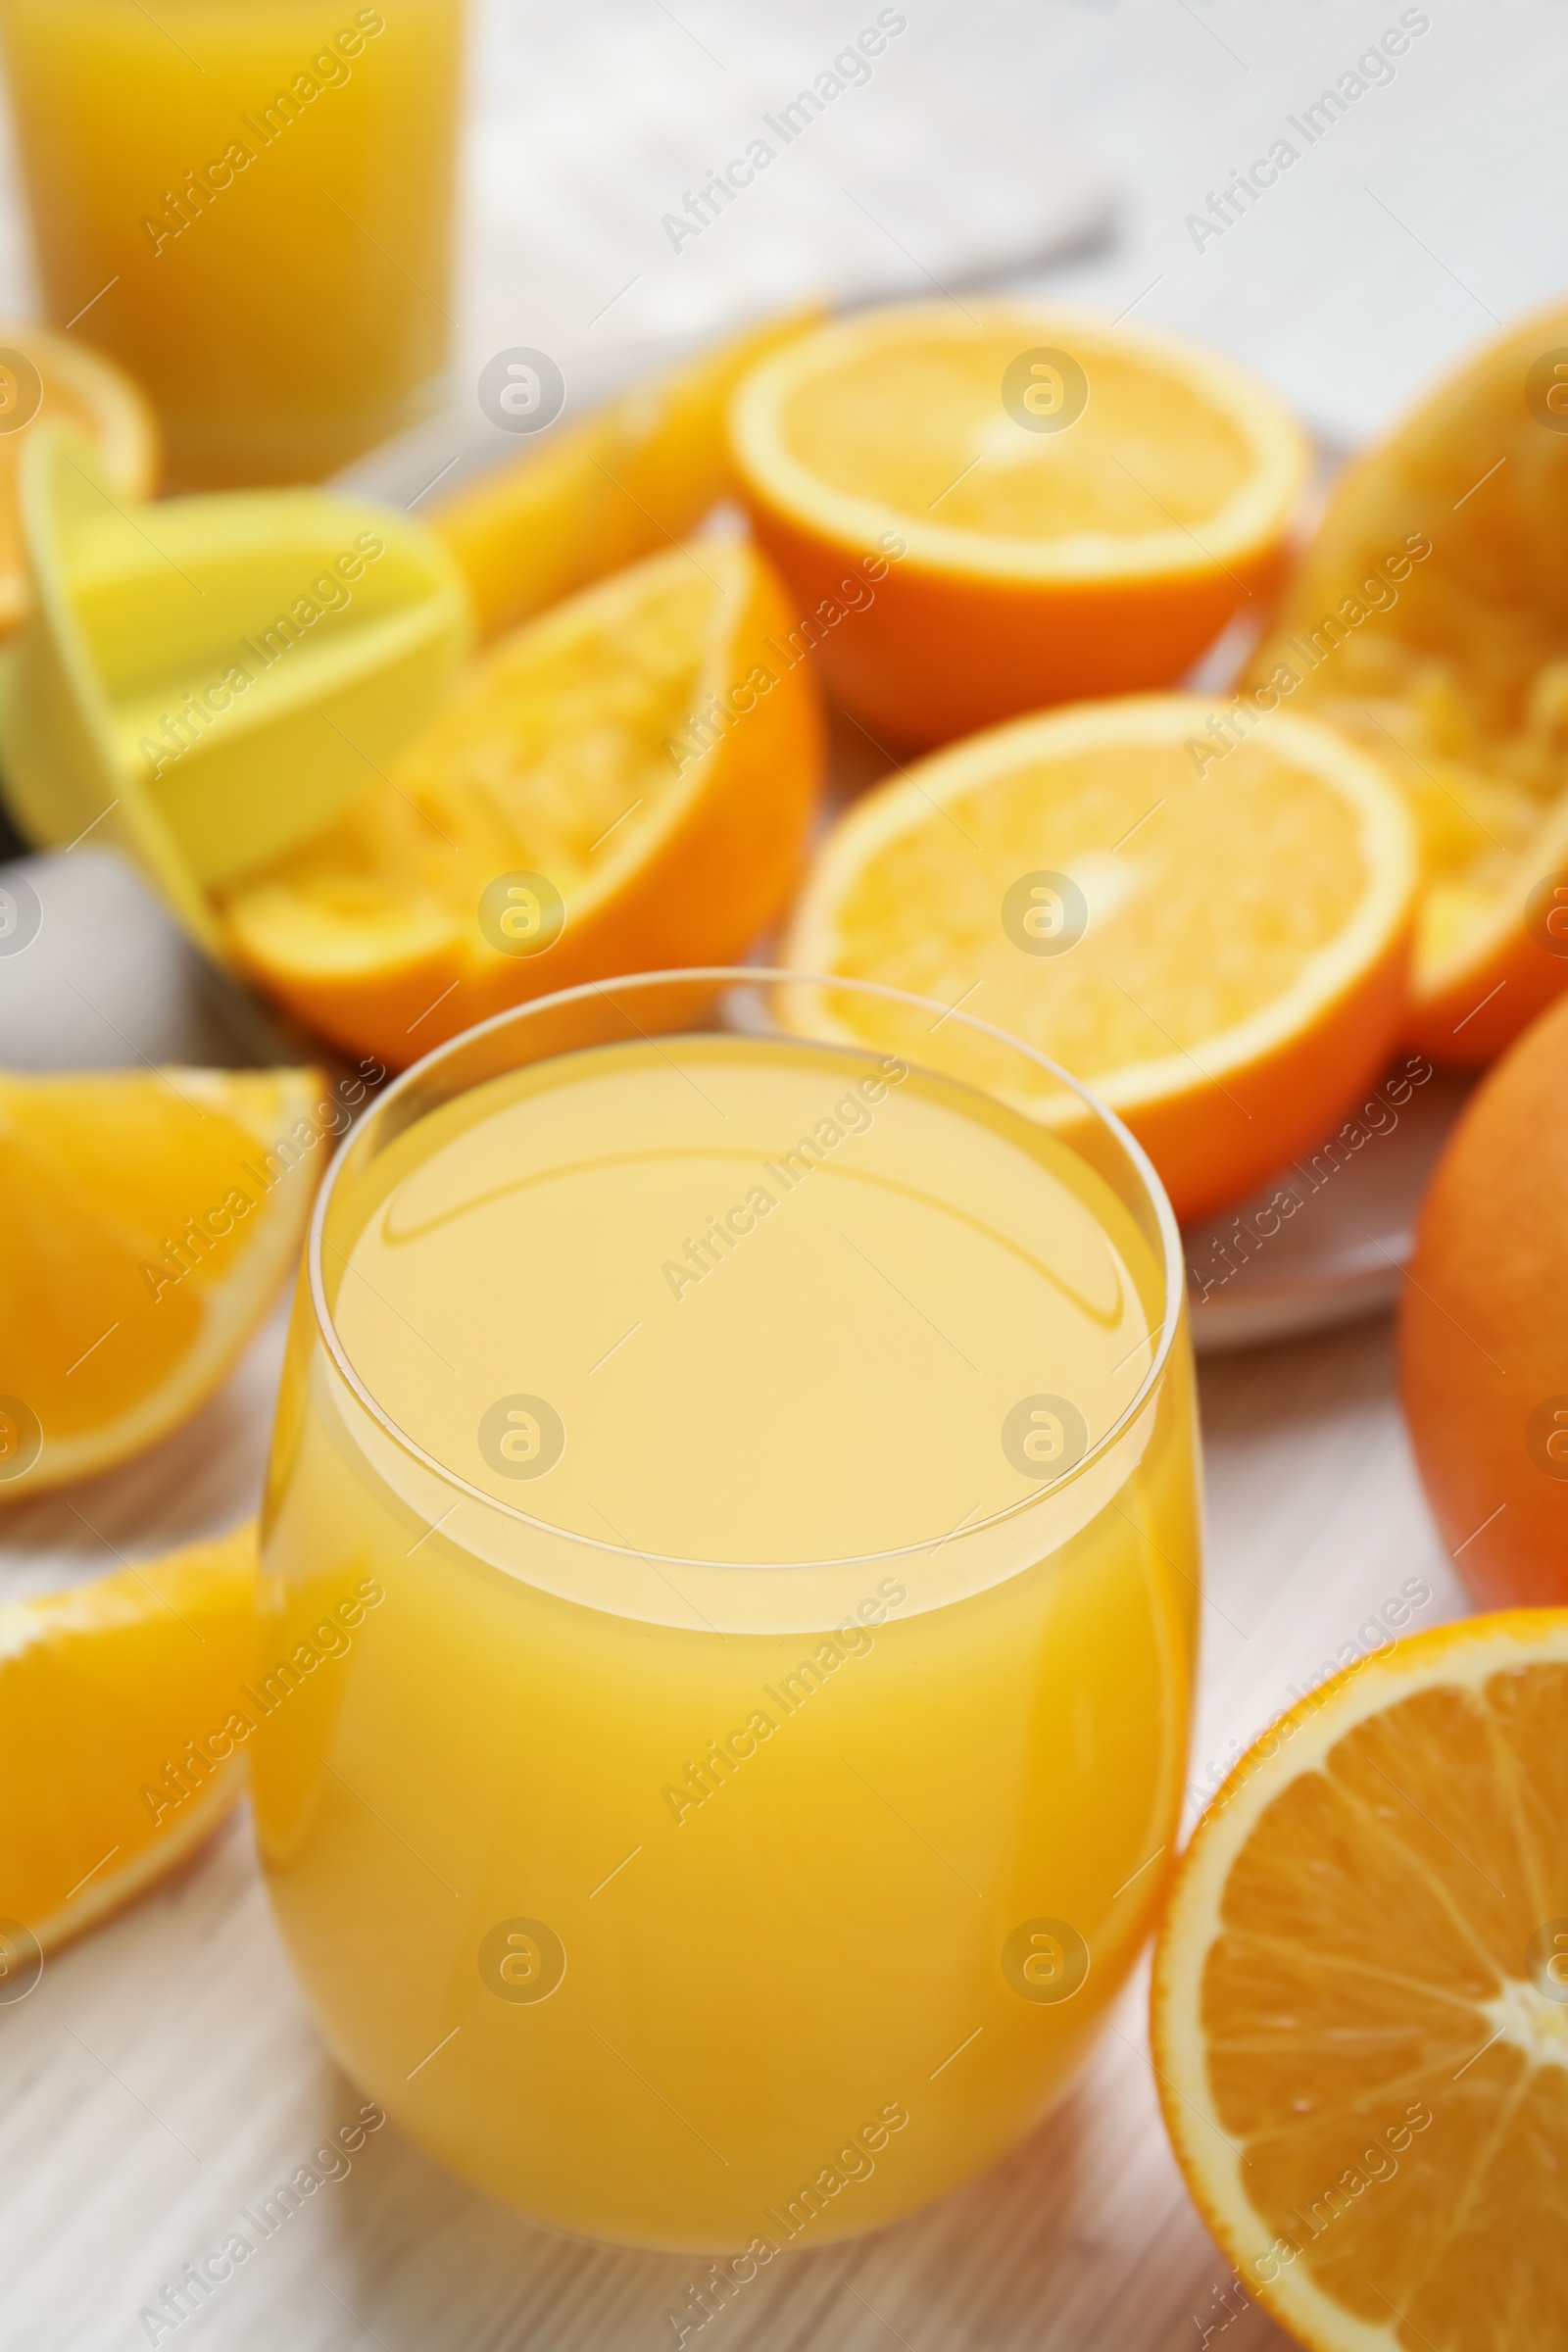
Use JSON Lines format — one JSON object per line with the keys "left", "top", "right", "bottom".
{"left": 222, "top": 539, "right": 825, "bottom": 1069}
{"left": 1152, "top": 1611, "right": 1568, "bottom": 2352}
{"left": 0, "top": 1066, "right": 326, "bottom": 1498}
{"left": 780, "top": 695, "right": 1416, "bottom": 1221}
{"left": 430, "top": 305, "right": 822, "bottom": 642}
{"left": 1246, "top": 301, "right": 1568, "bottom": 1064}
{"left": 730, "top": 301, "right": 1309, "bottom": 748}
{"left": 0, "top": 320, "right": 158, "bottom": 634}
{"left": 0, "top": 1523, "right": 255, "bottom": 1958}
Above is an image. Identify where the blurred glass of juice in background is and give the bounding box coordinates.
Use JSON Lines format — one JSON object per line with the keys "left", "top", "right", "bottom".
{"left": 0, "top": 0, "right": 464, "bottom": 486}
{"left": 251, "top": 973, "right": 1200, "bottom": 2249}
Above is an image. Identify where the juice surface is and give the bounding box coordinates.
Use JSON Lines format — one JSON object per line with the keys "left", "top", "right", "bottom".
{"left": 252, "top": 1031, "right": 1200, "bottom": 2248}
{"left": 0, "top": 0, "right": 461, "bottom": 485}
{"left": 328, "top": 1036, "right": 1159, "bottom": 1567}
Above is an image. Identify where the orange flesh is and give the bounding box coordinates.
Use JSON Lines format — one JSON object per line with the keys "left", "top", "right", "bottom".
{"left": 1205, "top": 1664, "right": 1568, "bottom": 2345}
{"left": 0, "top": 1529, "right": 255, "bottom": 1935}
{"left": 797, "top": 735, "right": 1369, "bottom": 1078}
{"left": 221, "top": 561, "right": 717, "bottom": 969}
{"left": 780, "top": 336, "right": 1254, "bottom": 540}
{"left": 0, "top": 1075, "right": 264, "bottom": 1441}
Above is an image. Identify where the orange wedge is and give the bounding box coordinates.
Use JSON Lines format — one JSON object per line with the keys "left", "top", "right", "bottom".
{"left": 429, "top": 305, "right": 822, "bottom": 642}
{"left": 780, "top": 695, "right": 1416, "bottom": 1221}
{"left": 222, "top": 539, "right": 824, "bottom": 1069}
{"left": 0, "top": 320, "right": 157, "bottom": 634}
{"left": 1152, "top": 1611, "right": 1568, "bottom": 2352}
{"left": 1246, "top": 302, "right": 1568, "bottom": 1064}
{"left": 730, "top": 301, "right": 1309, "bottom": 748}
{"left": 0, "top": 1066, "right": 327, "bottom": 1499}
{"left": 0, "top": 1524, "right": 255, "bottom": 1960}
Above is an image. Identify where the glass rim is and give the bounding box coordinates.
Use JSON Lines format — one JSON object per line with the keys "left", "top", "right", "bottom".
{"left": 304, "top": 965, "right": 1187, "bottom": 1574}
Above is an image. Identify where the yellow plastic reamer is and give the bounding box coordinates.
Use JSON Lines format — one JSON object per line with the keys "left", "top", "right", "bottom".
{"left": 0, "top": 427, "right": 470, "bottom": 953}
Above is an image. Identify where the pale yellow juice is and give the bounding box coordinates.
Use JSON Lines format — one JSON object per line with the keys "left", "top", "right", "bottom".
{"left": 0, "top": 0, "right": 462, "bottom": 485}
{"left": 252, "top": 1018, "right": 1199, "bottom": 2249}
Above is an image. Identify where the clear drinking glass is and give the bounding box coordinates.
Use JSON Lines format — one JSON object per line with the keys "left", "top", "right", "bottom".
{"left": 250, "top": 969, "right": 1200, "bottom": 2250}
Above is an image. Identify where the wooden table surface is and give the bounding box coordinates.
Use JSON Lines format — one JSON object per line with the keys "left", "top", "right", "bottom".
{"left": 0, "top": 0, "right": 1553, "bottom": 2343}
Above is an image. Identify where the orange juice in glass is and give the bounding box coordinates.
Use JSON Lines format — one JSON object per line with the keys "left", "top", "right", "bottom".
{"left": 250, "top": 971, "right": 1199, "bottom": 2250}
{"left": 0, "top": 0, "right": 463, "bottom": 487}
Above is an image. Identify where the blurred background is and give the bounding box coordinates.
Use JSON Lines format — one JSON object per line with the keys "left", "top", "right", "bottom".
{"left": 0, "top": 0, "right": 1555, "bottom": 459}
{"left": 416, "top": 0, "right": 1563, "bottom": 448}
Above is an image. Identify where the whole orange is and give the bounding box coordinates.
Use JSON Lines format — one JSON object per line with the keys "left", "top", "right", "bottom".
{"left": 1399, "top": 991, "right": 1568, "bottom": 1604}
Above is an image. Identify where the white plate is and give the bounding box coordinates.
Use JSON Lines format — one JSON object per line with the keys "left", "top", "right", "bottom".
{"left": 1181, "top": 1067, "right": 1471, "bottom": 1351}
{"left": 0, "top": 845, "right": 329, "bottom": 1071}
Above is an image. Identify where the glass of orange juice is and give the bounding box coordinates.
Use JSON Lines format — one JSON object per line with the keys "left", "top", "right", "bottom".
{"left": 0, "top": 0, "right": 463, "bottom": 487}
{"left": 250, "top": 969, "right": 1199, "bottom": 2251}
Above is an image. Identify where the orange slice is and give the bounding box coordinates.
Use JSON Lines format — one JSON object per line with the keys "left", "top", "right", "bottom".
{"left": 0, "top": 1524, "right": 256, "bottom": 1959}
{"left": 0, "top": 1066, "right": 326, "bottom": 1498}
{"left": 222, "top": 539, "right": 824, "bottom": 1069}
{"left": 1152, "top": 1611, "right": 1568, "bottom": 2352}
{"left": 780, "top": 695, "right": 1416, "bottom": 1221}
{"left": 1246, "top": 302, "right": 1568, "bottom": 1063}
{"left": 730, "top": 301, "right": 1309, "bottom": 748}
{"left": 0, "top": 320, "right": 157, "bottom": 634}
{"left": 429, "top": 305, "right": 822, "bottom": 642}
